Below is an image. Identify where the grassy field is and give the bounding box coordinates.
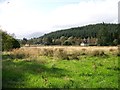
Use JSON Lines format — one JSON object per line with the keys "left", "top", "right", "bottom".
{"left": 2, "top": 46, "right": 120, "bottom": 88}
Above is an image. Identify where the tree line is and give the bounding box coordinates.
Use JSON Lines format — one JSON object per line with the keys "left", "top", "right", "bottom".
{"left": 23, "top": 23, "right": 120, "bottom": 46}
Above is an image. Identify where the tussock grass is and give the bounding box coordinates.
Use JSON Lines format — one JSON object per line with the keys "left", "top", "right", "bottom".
{"left": 53, "top": 48, "right": 68, "bottom": 60}
{"left": 9, "top": 46, "right": 119, "bottom": 60}
{"left": 10, "top": 48, "right": 39, "bottom": 59}
{"left": 88, "top": 50, "right": 106, "bottom": 56}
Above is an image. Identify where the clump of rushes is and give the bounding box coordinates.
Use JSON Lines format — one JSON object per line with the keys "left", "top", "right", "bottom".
{"left": 80, "top": 48, "right": 87, "bottom": 55}
{"left": 90, "top": 50, "right": 106, "bottom": 56}
{"left": 53, "top": 48, "right": 69, "bottom": 60}
{"left": 67, "top": 50, "right": 80, "bottom": 60}
{"left": 39, "top": 48, "right": 48, "bottom": 56}
{"left": 109, "top": 48, "right": 119, "bottom": 56}
{"left": 39, "top": 48, "right": 53, "bottom": 57}
{"left": 117, "top": 46, "right": 120, "bottom": 56}
{"left": 10, "top": 48, "right": 27, "bottom": 59}
{"left": 10, "top": 48, "right": 40, "bottom": 59}
{"left": 46, "top": 48, "right": 54, "bottom": 57}
{"left": 109, "top": 48, "right": 116, "bottom": 52}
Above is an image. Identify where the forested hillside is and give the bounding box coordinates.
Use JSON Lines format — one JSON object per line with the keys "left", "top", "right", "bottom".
{"left": 26, "top": 23, "right": 120, "bottom": 46}
{"left": 0, "top": 29, "right": 20, "bottom": 51}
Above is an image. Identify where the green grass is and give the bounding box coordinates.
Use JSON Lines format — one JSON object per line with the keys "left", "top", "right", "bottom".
{"left": 2, "top": 54, "right": 120, "bottom": 88}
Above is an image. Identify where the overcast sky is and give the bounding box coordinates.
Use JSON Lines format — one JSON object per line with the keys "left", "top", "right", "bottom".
{"left": 0, "top": 0, "right": 119, "bottom": 39}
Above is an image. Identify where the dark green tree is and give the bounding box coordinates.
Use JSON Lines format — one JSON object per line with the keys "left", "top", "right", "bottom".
{"left": 1, "top": 30, "right": 20, "bottom": 51}
{"left": 21, "top": 38, "right": 27, "bottom": 45}
{"left": 116, "top": 24, "right": 120, "bottom": 44}
{"left": 63, "top": 40, "right": 72, "bottom": 45}
{"left": 12, "top": 38, "right": 20, "bottom": 48}
{"left": 97, "top": 23, "right": 110, "bottom": 46}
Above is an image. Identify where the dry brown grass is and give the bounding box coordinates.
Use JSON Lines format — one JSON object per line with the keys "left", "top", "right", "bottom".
{"left": 10, "top": 48, "right": 39, "bottom": 58}
{"left": 10, "top": 46, "right": 119, "bottom": 60}
{"left": 53, "top": 48, "right": 69, "bottom": 60}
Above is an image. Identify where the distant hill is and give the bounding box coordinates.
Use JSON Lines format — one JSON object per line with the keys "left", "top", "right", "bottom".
{"left": 26, "top": 32, "right": 45, "bottom": 39}
{"left": 40, "top": 23, "right": 118, "bottom": 38}
{"left": 27, "top": 23, "right": 120, "bottom": 46}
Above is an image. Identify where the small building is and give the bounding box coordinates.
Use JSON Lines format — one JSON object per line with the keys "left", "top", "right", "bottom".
{"left": 25, "top": 44, "right": 30, "bottom": 47}
{"left": 80, "top": 42, "right": 89, "bottom": 46}
{"left": 80, "top": 42, "right": 85, "bottom": 46}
